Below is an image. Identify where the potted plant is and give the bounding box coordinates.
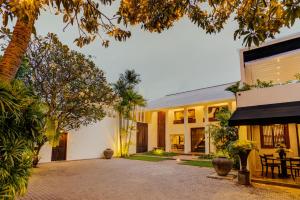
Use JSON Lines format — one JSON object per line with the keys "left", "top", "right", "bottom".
{"left": 212, "top": 151, "right": 233, "bottom": 176}
{"left": 103, "top": 148, "right": 114, "bottom": 159}
{"left": 228, "top": 140, "right": 256, "bottom": 185}
{"left": 209, "top": 108, "right": 239, "bottom": 176}
{"left": 275, "top": 143, "right": 292, "bottom": 159}
{"left": 275, "top": 143, "right": 292, "bottom": 178}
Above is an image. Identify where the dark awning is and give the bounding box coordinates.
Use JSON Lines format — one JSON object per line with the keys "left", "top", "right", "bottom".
{"left": 229, "top": 101, "right": 300, "bottom": 126}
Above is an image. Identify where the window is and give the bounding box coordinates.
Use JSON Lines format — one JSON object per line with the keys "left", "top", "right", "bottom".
{"left": 260, "top": 124, "right": 290, "bottom": 148}
{"left": 173, "top": 109, "right": 196, "bottom": 124}
{"left": 208, "top": 105, "right": 228, "bottom": 122}
{"left": 170, "top": 134, "right": 184, "bottom": 151}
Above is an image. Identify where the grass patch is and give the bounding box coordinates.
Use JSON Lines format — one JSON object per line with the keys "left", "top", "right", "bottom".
{"left": 126, "top": 155, "right": 170, "bottom": 162}
{"left": 198, "top": 154, "right": 214, "bottom": 160}
{"left": 142, "top": 151, "right": 178, "bottom": 157}
{"left": 180, "top": 160, "right": 213, "bottom": 168}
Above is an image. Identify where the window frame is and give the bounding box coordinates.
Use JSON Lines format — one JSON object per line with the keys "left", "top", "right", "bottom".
{"left": 173, "top": 109, "right": 196, "bottom": 124}
{"left": 260, "top": 124, "right": 290, "bottom": 149}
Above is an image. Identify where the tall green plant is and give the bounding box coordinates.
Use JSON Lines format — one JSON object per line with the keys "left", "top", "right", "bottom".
{"left": 208, "top": 108, "right": 239, "bottom": 156}
{"left": 113, "top": 70, "right": 146, "bottom": 157}
{"left": 0, "top": 80, "right": 46, "bottom": 199}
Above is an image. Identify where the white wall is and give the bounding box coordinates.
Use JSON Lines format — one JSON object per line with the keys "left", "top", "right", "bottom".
{"left": 39, "top": 142, "right": 52, "bottom": 163}
{"left": 39, "top": 116, "right": 119, "bottom": 163}
{"left": 237, "top": 83, "right": 300, "bottom": 107}
{"left": 67, "top": 117, "right": 119, "bottom": 160}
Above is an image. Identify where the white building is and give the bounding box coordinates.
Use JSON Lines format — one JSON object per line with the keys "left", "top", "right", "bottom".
{"left": 39, "top": 117, "right": 120, "bottom": 163}
{"left": 146, "top": 83, "right": 236, "bottom": 154}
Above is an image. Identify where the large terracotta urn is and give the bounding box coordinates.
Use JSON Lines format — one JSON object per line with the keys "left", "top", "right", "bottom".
{"left": 103, "top": 148, "right": 114, "bottom": 159}
{"left": 212, "top": 157, "right": 233, "bottom": 176}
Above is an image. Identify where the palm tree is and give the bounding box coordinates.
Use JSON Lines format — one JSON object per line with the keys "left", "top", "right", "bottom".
{"left": 0, "top": 18, "right": 35, "bottom": 82}
{"left": 113, "top": 70, "right": 146, "bottom": 157}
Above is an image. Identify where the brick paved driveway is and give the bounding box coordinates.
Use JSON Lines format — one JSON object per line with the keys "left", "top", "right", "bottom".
{"left": 20, "top": 159, "right": 299, "bottom": 200}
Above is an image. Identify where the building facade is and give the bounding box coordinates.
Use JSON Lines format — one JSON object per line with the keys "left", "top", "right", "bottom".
{"left": 40, "top": 34, "right": 300, "bottom": 172}
{"left": 229, "top": 34, "right": 300, "bottom": 177}
{"left": 146, "top": 83, "right": 236, "bottom": 154}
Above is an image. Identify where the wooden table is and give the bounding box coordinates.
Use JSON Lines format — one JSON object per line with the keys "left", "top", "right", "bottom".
{"left": 266, "top": 157, "right": 300, "bottom": 178}
{"left": 266, "top": 157, "right": 288, "bottom": 178}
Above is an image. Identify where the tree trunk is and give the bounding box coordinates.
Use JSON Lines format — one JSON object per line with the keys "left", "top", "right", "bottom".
{"left": 118, "top": 112, "right": 123, "bottom": 157}
{"left": 0, "top": 18, "right": 35, "bottom": 82}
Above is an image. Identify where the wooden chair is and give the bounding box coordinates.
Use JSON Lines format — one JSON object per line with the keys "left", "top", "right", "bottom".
{"left": 266, "top": 154, "right": 281, "bottom": 178}
{"left": 260, "top": 154, "right": 281, "bottom": 178}
{"left": 259, "top": 155, "right": 268, "bottom": 176}
{"left": 287, "top": 158, "right": 300, "bottom": 181}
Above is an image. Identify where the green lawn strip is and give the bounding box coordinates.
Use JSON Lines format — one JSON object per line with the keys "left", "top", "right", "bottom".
{"left": 180, "top": 160, "right": 213, "bottom": 168}
{"left": 126, "top": 155, "right": 171, "bottom": 162}
{"left": 142, "top": 151, "right": 178, "bottom": 157}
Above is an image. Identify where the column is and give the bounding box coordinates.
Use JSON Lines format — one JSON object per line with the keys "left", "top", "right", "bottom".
{"left": 204, "top": 106, "right": 210, "bottom": 154}
{"left": 184, "top": 107, "right": 190, "bottom": 153}
{"left": 165, "top": 110, "right": 170, "bottom": 152}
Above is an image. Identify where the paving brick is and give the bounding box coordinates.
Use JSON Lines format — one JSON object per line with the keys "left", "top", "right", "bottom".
{"left": 19, "top": 159, "right": 299, "bottom": 200}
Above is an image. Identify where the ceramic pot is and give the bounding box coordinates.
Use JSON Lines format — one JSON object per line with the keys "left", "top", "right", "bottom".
{"left": 212, "top": 157, "right": 233, "bottom": 176}
{"left": 103, "top": 148, "right": 114, "bottom": 159}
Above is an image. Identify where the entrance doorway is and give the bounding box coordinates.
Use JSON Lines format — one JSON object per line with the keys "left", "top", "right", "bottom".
{"left": 136, "top": 122, "right": 148, "bottom": 153}
{"left": 51, "top": 132, "right": 68, "bottom": 161}
{"left": 191, "top": 128, "right": 205, "bottom": 153}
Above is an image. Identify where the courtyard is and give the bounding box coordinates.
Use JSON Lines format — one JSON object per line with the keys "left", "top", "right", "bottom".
{"left": 20, "top": 159, "right": 299, "bottom": 200}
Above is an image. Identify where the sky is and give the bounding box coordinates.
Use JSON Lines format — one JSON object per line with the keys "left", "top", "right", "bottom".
{"left": 35, "top": 7, "right": 300, "bottom": 101}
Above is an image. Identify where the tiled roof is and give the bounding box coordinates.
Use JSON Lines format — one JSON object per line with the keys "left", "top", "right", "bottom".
{"left": 146, "top": 82, "right": 236, "bottom": 110}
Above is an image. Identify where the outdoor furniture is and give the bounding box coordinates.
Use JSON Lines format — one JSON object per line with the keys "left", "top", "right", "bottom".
{"left": 287, "top": 157, "right": 300, "bottom": 181}
{"left": 259, "top": 155, "right": 268, "bottom": 176}
{"left": 263, "top": 155, "right": 281, "bottom": 178}
{"left": 177, "top": 144, "right": 184, "bottom": 150}
{"left": 171, "top": 144, "right": 184, "bottom": 151}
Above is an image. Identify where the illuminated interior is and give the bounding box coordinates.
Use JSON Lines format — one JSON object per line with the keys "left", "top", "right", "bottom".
{"left": 244, "top": 50, "right": 300, "bottom": 84}
{"left": 170, "top": 134, "right": 184, "bottom": 152}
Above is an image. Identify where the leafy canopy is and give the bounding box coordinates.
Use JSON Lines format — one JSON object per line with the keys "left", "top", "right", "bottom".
{"left": 118, "top": 0, "right": 300, "bottom": 47}
{"left": 0, "top": 0, "right": 131, "bottom": 47}
{"left": 2, "top": 0, "right": 300, "bottom": 47}
{"left": 19, "top": 33, "right": 115, "bottom": 142}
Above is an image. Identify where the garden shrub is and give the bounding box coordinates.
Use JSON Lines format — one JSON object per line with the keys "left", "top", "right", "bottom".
{"left": 0, "top": 81, "right": 46, "bottom": 199}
